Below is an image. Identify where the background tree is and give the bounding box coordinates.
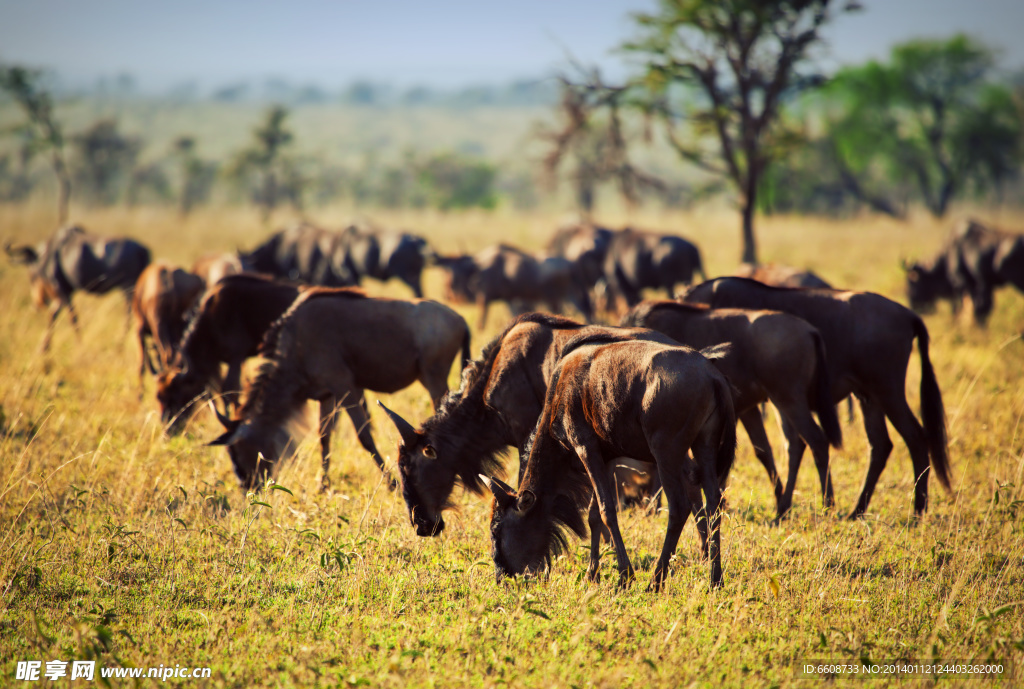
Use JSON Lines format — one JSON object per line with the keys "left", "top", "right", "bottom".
{"left": 172, "top": 136, "right": 218, "bottom": 217}
{"left": 0, "top": 66, "right": 72, "bottom": 223}
{"left": 227, "top": 105, "right": 305, "bottom": 220}
{"left": 824, "top": 35, "right": 1022, "bottom": 218}
{"left": 71, "top": 119, "right": 141, "bottom": 206}
{"left": 625, "top": 0, "right": 859, "bottom": 264}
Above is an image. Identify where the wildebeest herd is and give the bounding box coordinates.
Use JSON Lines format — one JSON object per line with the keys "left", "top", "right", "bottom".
{"left": 8, "top": 216, "right": 1020, "bottom": 590}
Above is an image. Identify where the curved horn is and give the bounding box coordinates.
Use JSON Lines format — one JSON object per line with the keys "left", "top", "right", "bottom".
{"left": 377, "top": 400, "right": 418, "bottom": 446}
{"left": 207, "top": 399, "right": 233, "bottom": 429}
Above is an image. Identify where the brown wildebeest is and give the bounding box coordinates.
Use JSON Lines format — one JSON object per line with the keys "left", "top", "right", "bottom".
{"left": 484, "top": 333, "right": 736, "bottom": 589}
{"left": 377, "top": 312, "right": 681, "bottom": 537}
{"left": 735, "top": 263, "right": 832, "bottom": 288}
{"left": 621, "top": 300, "right": 842, "bottom": 518}
{"left": 191, "top": 253, "right": 243, "bottom": 287}
{"left": 546, "top": 222, "right": 615, "bottom": 306}
{"left": 904, "top": 218, "right": 1024, "bottom": 325}
{"left": 683, "top": 277, "right": 951, "bottom": 517}
{"left": 131, "top": 262, "right": 205, "bottom": 385}
{"left": 208, "top": 288, "right": 471, "bottom": 490}
{"left": 602, "top": 227, "right": 705, "bottom": 309}
{"left": 435, "top": 244, "right": 592, "bottom": 328}
{"left": 156, "top": 274, "right": 301, "bottom": 434}
{"left": 5, "top": 225, "right": 151, "bottom": 351}
{"left": 336, "top": 222, "right": 431, "bottom": 298}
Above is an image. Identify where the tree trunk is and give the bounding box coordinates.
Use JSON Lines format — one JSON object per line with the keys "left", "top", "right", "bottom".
{"left": 740, "top": 200, "right": 757, "bottom": 265}
{"left": 52, "top": 152, "right": 70, "bottom": 225}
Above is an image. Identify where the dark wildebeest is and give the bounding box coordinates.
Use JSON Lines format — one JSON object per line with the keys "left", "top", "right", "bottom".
{"left": 208, "top": 288, "right": 471, "bottom": 490}
{"left": 735, "top": 263, "right": 832, "bottom": 289}
{"left": 435, "top": 244, "right": 592, "bottom": 328}
{"left": 601, "top": 227, "right": 706, "bottom": 310}
{"left": 191, "top": 253, "right": 243, "bottom": 287}
{"left": 377, "top": 313, "right": 683, "bottom": 538}
{"left": 335, "top": 223, "right": 430, "bottom": 298}
{"left": 131, "top": 262, "right": 205, "bottom": 385}
{"left": 905, "top": 219, "right": 1024, "bottom": 325}
{"left": 621, "top": 300, "right": 842, "bottom": 518}
{"left": 683, "top": 277, "right": 951, "bottom": 517}
{"left": 484, "top": 332, "right": 736, "bottom": 589}
{"left": 546, "top": 222, "right": 615, "bottom": 309}
{"left": 5, "top": 225, "right": 151, "bottom": 351}
{"left": 239, "top": 222, "right": 352, "bottom": 286}
{"left": 156, "top": 274, "right": 301, "bottom": 434}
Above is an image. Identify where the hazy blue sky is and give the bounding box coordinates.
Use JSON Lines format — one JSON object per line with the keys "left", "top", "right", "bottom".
{"left": 1, "top": 0, "right": 1023, "bottom": 90}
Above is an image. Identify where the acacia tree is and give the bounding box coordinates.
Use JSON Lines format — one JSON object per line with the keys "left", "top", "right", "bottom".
{"left": 227, "top": 105, "right": 304, "bottom": 221}
{"left": 625, "top": 0, "right": 858, "bottom": 264}
{"left": 0, "top": 66, "right": 71, "bottom": 223}
{"left": 824, "top": 35, "right": 1021, "bottom": 217}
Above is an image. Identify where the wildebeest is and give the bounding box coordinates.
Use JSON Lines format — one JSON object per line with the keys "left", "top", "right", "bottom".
{"left": 602, "top": 227, "right": 706, "bottom": 309}
{"left": 5, "top": 224, "right": 151, "bottom": 350}
{"left": 208, "top": 288, "right": 471, "bottom": 490}
{"left": 435, "top": 244, "right": 592, "bottom": 328}
{"left": 337, "top": 223, "right": 430, "bottom": 298}
{"left": 156, "top": 274, "right": 301, "bottom": 434}
{"left": 484, "top": 332, "right": 736, "bottom": 589}
{"left": 131, "top": 262, "right": 205, "bottom": 385}
{"left": 546, "top": 222, "right": 615, "bottom": 305}
{"left": 683, "top": 277, "right": 951, "bottom": 517}
{"left": 621, "top": 300, "right": 842, "bottom": 518}
{"left": 735, "top": 263, "right": 832, "bottom": 289}
{"left": 239, "top": 222, "right": 352, "bottom": 286}
{"left": 905, "top": 219, "right": 1024, "bottom": 325}
{"left": 191, "top": 253, "right": 243, "bottom": 287}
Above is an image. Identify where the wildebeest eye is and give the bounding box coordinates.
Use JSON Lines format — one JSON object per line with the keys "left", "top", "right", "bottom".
{"left": 423, "top": 445, "right": 437, "bottom": 459}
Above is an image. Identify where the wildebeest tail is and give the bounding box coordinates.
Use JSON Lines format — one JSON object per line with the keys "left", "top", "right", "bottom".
{"left": 913, "top": 316, "right": 951, "bottom": 492}
{"left": 712, "top": 375, "right": 737, "bottom": 486}
{"left": 460, "top": 326, "right": 471, "bottom": 370}
{"left": 810, "top": 330, "right": 842, "bottom": 448}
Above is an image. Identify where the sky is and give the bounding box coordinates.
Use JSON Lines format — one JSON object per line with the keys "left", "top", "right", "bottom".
{"left": 1, "top": 0, "right": 1023, "bottom": 91}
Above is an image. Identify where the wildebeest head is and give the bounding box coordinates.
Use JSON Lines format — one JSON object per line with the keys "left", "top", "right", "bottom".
{"left": 484, "top": 475, "right": 584, "bottom": 583}
{"left": 4, "top": 241, "right": 40, "bottom": 266}
{"left": 434, "top": 255, "right": 477, "bottom": 304}
{"left": 156, "top": 364, "right": 208, "bottom": 435}
{"left": 903, "top": 257, "right": 954, "bottom": 314}
{"left": 378, "top": 401, "right": 452, "bottom": 536}
{"left": 207, "top": 405, "right": 277, "bottom": 490}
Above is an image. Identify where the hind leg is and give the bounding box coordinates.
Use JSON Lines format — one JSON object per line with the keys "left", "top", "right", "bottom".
{"left": 574, "top": 439, "right": 634, "bottom": 588}
{"left": 586, "top": 497, "right": 610, "bottom": 582}
{"left": 317, "top": 396, "right": 339, "bottom": 491}
{"left": 849, "top": 396, "right": 894, "bottom": 519}
{"left": 779, "top": 421, "right": 808, "bottom": 518}
{"left": 649, "top": 456, "right": 696, "bottom": 591}
{"left": 880, "top": 393, "right": 932, "bottom": 515}
{"left": 692, "top": 440, "right": 724, "bottom": 588}
{"left": 779, "top": 402, "right": 834, "bottom": 510}
{"left": 739, "top": 408, "right": 785, "bottom": 517}
{"left": 341, "top": 389, "right": 397, "bottom": 490}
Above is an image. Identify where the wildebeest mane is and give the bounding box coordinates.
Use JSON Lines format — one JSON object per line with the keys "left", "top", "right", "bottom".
{"left": 619, "top": 299, "right": 709, "bottom": 328}
{"left": 425, "top": 311, "right": 584, "bottom": 495}
{"left": 556, "top": 329, "right": 640, "bottom": 361}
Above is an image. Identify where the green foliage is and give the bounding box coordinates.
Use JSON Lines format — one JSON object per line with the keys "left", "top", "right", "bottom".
{"left": 416, "top": 152, "right": 497, "bottom": 210}
{"left": 171, "top": 136, "right": 218, "bottom": 217}
{"left": 71, "top": 119, "right": 141, "bottom": 206}
{"left": 823, "top": 34, "right": 1023, "bottom": 217}
{"left": 226, "top": 105, "right": 306, "bottom": 220}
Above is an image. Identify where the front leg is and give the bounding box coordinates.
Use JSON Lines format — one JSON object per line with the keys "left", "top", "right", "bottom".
{"left": 318, "top": 395, "right": 338, "bottom": 492}
{"left": 586, "top": 497, "right": 609, "bottom": 583}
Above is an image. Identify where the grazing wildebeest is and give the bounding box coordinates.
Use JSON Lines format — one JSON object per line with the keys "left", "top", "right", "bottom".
{"left": 546, "top": 222, "right": 615, "bottom": 308}
{"left": 5, "top": 225, "right": 151, "bottom": 350}
{"left": 435, "top": 244, "right": 592, "bottom": 328}
{"left": 191, "top": 253, "right": 243, "bottom": 287}
{"left": 131, "top": 262, "right": 205, "bottom": 384}
{"left": 239, "top": 222, "right": 352, "bottom": 286}
{"left": 336, "top": 223, "right": 430, "bottom": 298}
{"left": 602, "top": 227, "right": 706, "bottom": 309}
{"left": 905, "top": 219, "right": 1024, "bottom": 325}
{"left": 156, "top": 274, "right": 301, "bottom": 434}
{"left": 208, "top": 288, "right": 471, "bottom": 490}
{"left": 683, "top": 277, "right": 951, "bottom": 517}
{"left": 735, "top": 263, "right": 832, "bottom": 289}
{"left": 484, "top": 333, "right": 736, "bottom": 589}
{"left": 622, "top": 300, "right": 842, "bottom": 518}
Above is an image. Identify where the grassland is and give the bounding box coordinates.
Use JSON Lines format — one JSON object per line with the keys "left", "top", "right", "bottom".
{"left": 1, "top": 202, "right": 1023, "bottom": 687}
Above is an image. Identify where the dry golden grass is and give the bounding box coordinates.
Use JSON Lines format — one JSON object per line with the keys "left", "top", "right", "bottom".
{"left": 1, "top": 201, "right": 1023, "bottom": 687}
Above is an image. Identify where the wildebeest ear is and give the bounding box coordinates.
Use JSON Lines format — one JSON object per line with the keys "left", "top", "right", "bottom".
{"left": 699, "top": 343, "right": 732, "bottom": 361}
{"left": 516, "top": 490, "right": 537, "bottom": 514}
{"left": 4, "top": 243, "right": 38, "bottom": 265}
{"left": 422, "top": 445, "right": 437, "bottom": 459}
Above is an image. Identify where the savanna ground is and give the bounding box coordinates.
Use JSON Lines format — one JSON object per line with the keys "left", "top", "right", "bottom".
{"left": 2, "top": 202, "right": 1023, "bottom": 687}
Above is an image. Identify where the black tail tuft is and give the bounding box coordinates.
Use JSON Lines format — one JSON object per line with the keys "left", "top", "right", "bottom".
{"left": 810, "top": 331, "right": 843, "bottom": 448}
{"left": 913, "top": 316, "right": 951, "bottom": 492}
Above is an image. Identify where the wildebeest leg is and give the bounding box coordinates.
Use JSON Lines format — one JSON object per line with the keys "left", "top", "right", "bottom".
{"left": 341, "top": 390, "right": 397, "bottom": 490}
{"left": 317, "top": 396, "right": 339, "bottom": 491}
{"left": 586, "top": 497, "right": 610, "bottom": 583}
{"left": 738, "top": 408, "right": 785, "bottom": 517}
{"left": 649, "top": 458, "right": 697, "bottom": 592}
{"left": 693, "top": 440, "right": 724, "bottom": 588}
{"left": 849, "top": 397, "right": 893, "bottom": 519}
{"left": 136, "top": 322, "right": 154, "bottom": 396}
{"left": 779, "top": 402, "right": 834, "bottom": 510}
{"left": 878, "top": 391, "right": 932, "bottom": 516}
{"left": 576, "top": 440, "right": 634, "bottom": 588}
{"left": 972, "top": 284, "right": 995, "bottom": 326}
{"left": 779, "top": 420, "right": 807, "bottom": 517}
{"left": 66, "top": 299, "right": 81, "bottom": 338}
{"left": 476, "top": 294, "right": 490, "bottom": 331}
{"left": 39, "top": 299, "right": 67, "bottom": 353}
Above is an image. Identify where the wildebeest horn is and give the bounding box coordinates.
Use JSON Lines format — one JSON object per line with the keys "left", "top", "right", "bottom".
{"left": 208, "top": 399, "right": 232, "bottom": 429}
{"left": 377, "top": 400, "right": 418, "bottom": 446}
{"left": 482, "top": 474, "right": 518, "bottom": 508}
{"left": 207, "top": 421, "right": 251, "bottom": 447}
